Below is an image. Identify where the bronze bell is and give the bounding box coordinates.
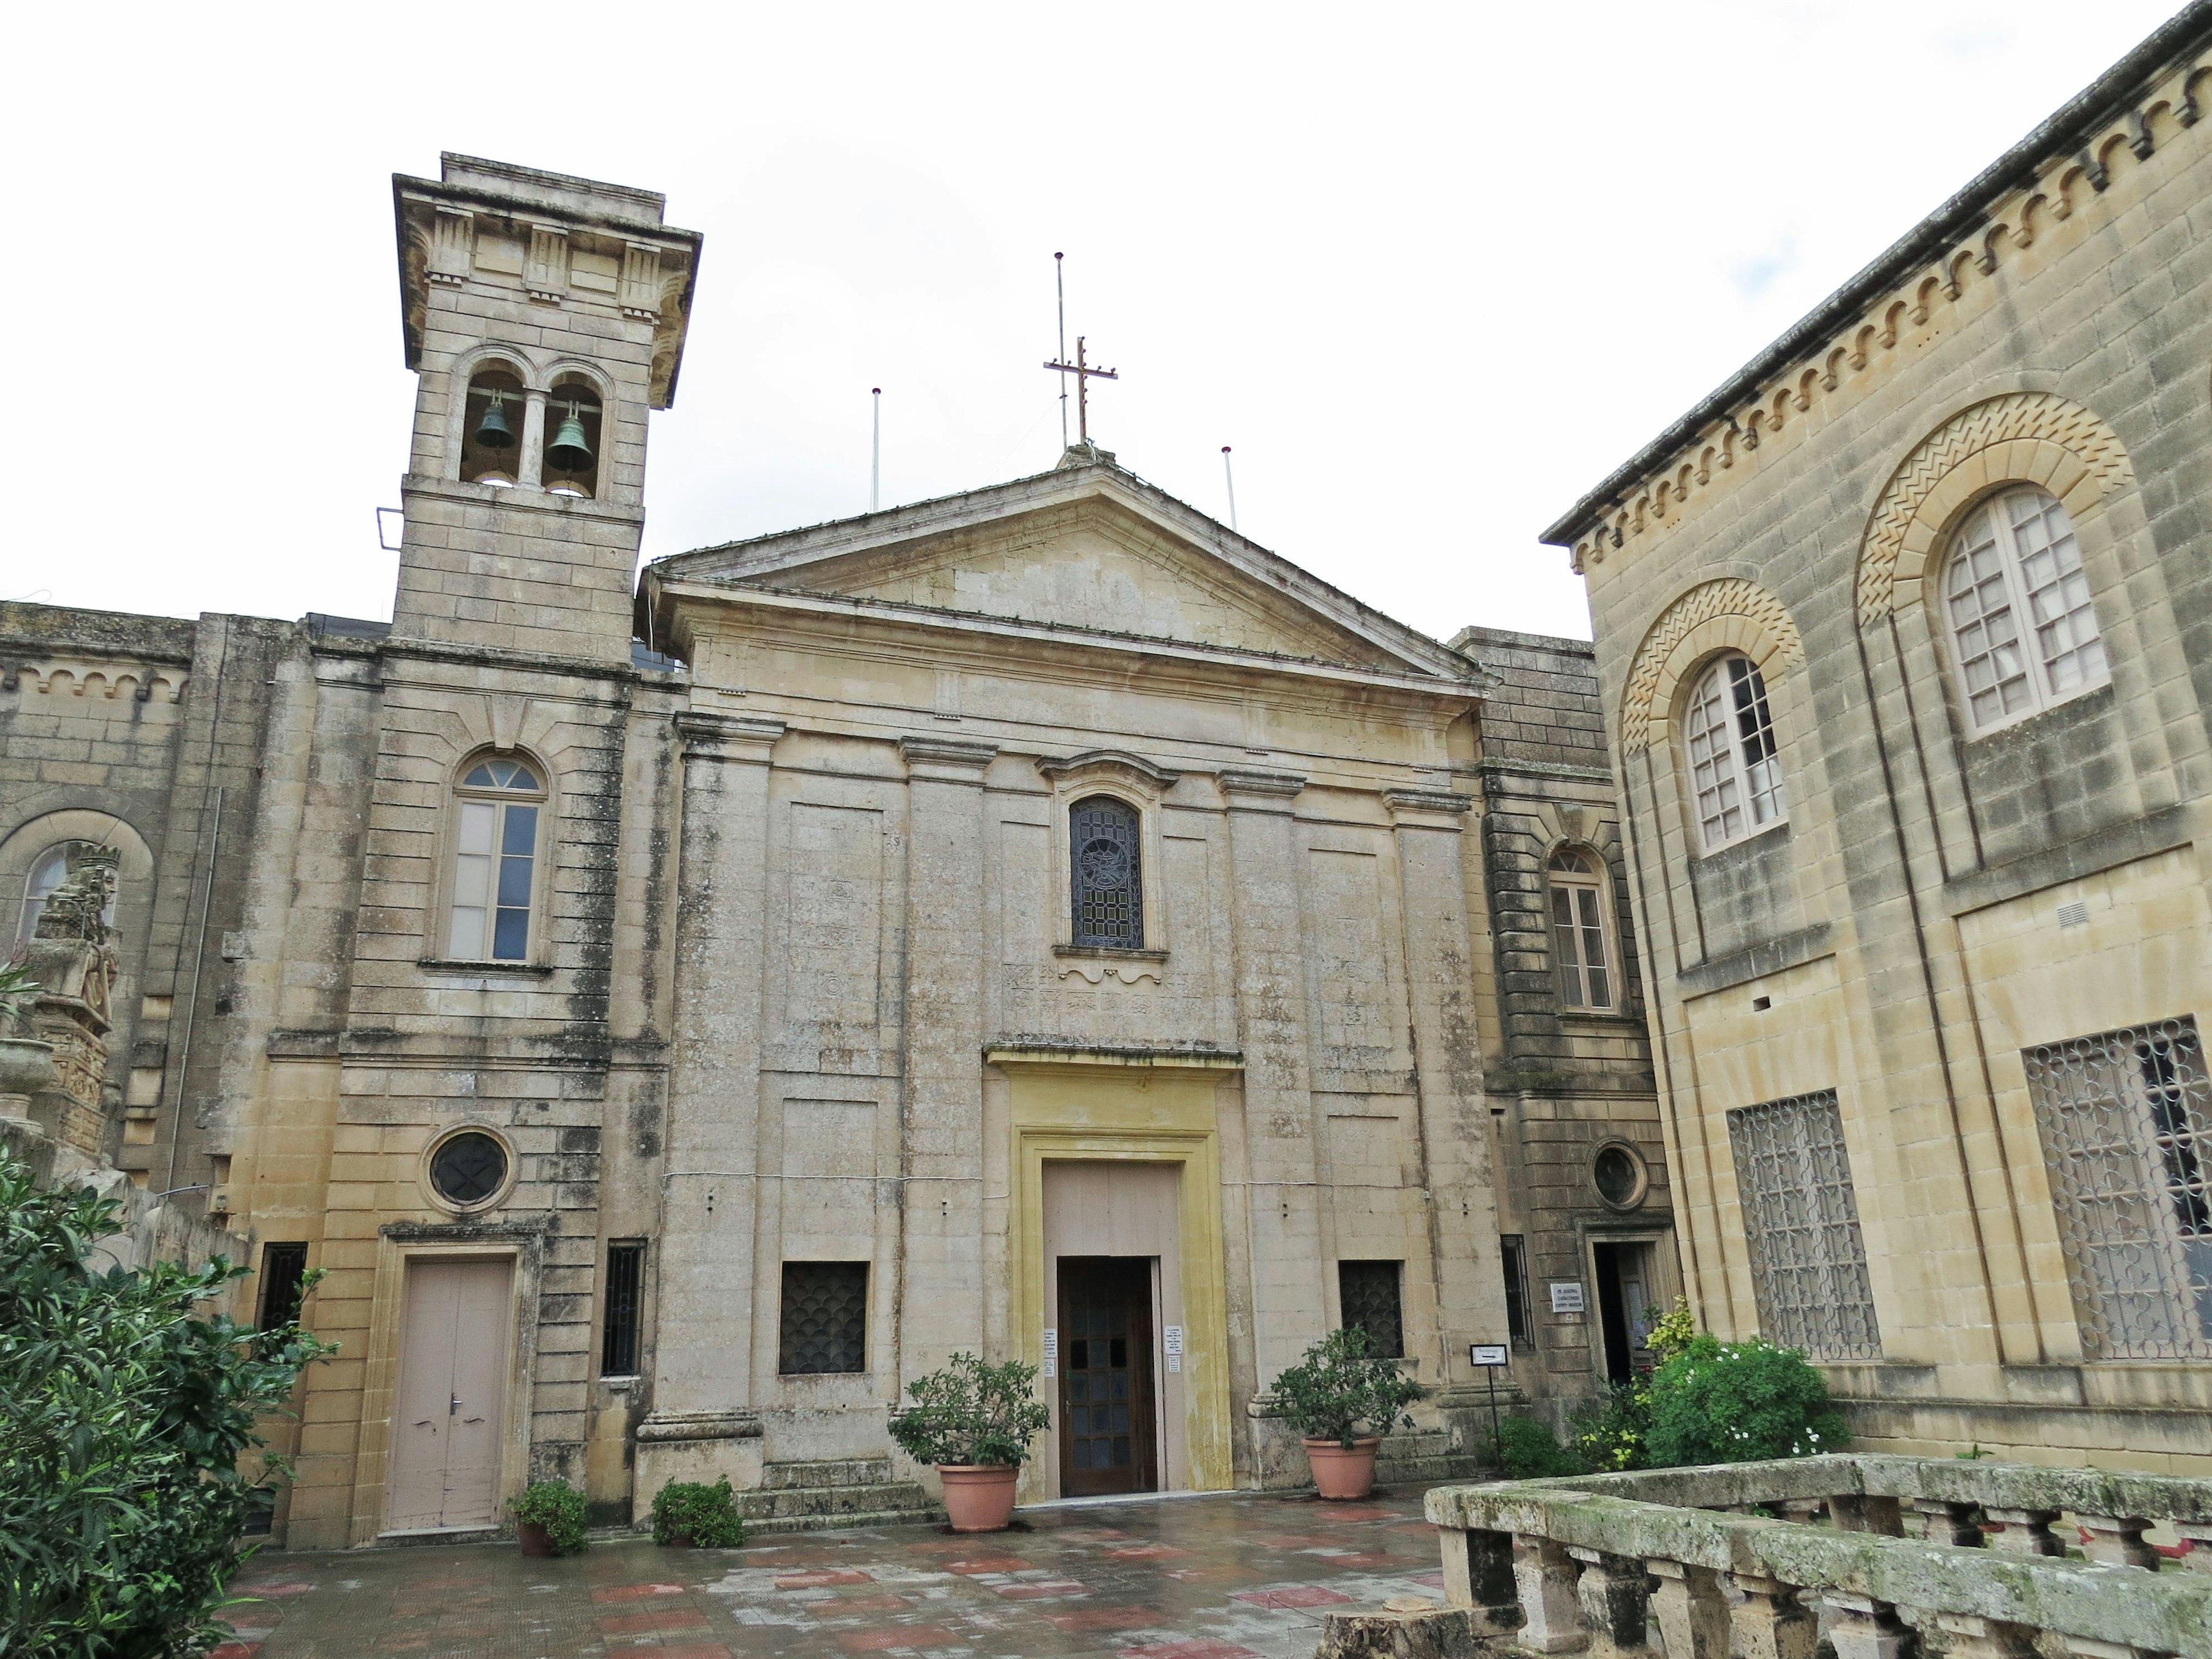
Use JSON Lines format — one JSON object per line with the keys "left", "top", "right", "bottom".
{"left": 546, "top": 404, "right": 593, "bottom": 474}
{"left": 474, "top": 392, "right": 517, "bottom": 451}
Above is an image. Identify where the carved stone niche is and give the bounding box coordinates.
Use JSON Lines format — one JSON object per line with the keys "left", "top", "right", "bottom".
{"left": 17, "top": 845, "right": 121, "bottom": 1156}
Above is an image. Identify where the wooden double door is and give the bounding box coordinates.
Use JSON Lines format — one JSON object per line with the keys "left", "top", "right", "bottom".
{"left": 388, "top": 1257, "right": 511, "bottom": 1532}
{"left": 1056, "top": 1257, "right": 1158, "bottom": 1497}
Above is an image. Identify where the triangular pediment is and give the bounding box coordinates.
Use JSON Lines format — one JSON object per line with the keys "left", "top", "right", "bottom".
{"left": 652, "top": 455, "right": 1479, "bottom": 683}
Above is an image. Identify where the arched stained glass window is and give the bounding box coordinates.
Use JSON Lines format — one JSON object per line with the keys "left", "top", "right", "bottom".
{"left": 1070, "top": 796, "right": 1143, "bottom": 949}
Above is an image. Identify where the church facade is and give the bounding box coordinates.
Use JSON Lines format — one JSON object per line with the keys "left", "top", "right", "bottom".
{"left": 0, "top": 155, "right": 1665, "bottom": 1548}
{"left": 1544, "top": 10, "right": 2212, "bottom": 1469}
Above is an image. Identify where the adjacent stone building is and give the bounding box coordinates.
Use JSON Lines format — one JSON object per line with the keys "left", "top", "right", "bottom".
{"left": 1542, "top": 8, "right": 2212, "bottom": 1467}
{"left": 0, "top": 153, "right": 1664, "bottom": 1548}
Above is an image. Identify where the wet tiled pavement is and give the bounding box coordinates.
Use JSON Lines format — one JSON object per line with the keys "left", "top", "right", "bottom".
{"left": 221, "top": 1486, "right": 1455, "bottom": 1659}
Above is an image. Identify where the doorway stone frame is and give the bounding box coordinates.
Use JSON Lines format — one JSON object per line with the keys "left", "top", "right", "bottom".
{"left": 990, "top": 1046, "right": 1237, "bottom": 1506}
{"left": 1577, "top": 1219, "right": 1680, "bottom": 1380}
{"left": 348, "top": 1217, "right": 548, "bottom": 1546}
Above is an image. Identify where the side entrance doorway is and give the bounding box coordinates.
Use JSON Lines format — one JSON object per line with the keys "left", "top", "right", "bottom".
{"left": 388, "top": 1257, "right": 512, "bottom": 1532}
{"left": 1056, "top": 1256, "right": 1158, "bottom": 1497}
{"left": 1592, "top": 1241, "right": 1656, "bottom": 1382}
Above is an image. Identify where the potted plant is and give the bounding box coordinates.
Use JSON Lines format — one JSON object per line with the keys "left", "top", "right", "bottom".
{"left": 1271, "top": 1326, "right": 1425, "bottom": 1501}
{"left": 889, "top": 1351, "right": 1051, "bottom": 1532}
{"left": 512, "top": 1479, "right": 589, "bottom": 1557}
{"left": 650, "top": 1477, "right": 745, "bottom": 1548}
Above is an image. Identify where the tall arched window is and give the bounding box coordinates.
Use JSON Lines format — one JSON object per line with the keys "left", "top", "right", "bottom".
{"left": 16, "top": 842, "right": 116, "bottom": 944}
{"left": 1685, "top": 654, "right": 1786, "bottom": 851}
{"left": 1942, "top": 485, "right": 2107, "bottom": 734}
{"left": 449, "top": 755, "right": 543, "bottom": 962}
{"left": 1548, "top": 847, "right": 1613, "bottom": 1010}
{"left": 1069, "top": 796, "right": 1143, "bottom": 948}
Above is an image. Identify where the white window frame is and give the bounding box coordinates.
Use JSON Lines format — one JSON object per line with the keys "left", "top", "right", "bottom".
{"left": 445, "top": 755, "right": 546, "bottom": 964}
{"left": 1684, "top": 654, "right": 1787, "bottom": 853}
{"left": 1547, "top": 846, "right": 1615, "bottom": 1010}
{"left": 1941, "top": 484, "right": 2109, "bottom": 737}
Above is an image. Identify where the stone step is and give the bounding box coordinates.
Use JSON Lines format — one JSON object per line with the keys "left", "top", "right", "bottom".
{"left": 760, "top": 1457, "right": 898, "bottom": 1491}
{"left": 734, "top": 1478, "right": 942, "bottom": 1526}
{"left": 742, "top": 1504, "right": 949, "bottom": 1537}
{"left": 1375, "top": 1431, "right": 1491, "bottom": 1487}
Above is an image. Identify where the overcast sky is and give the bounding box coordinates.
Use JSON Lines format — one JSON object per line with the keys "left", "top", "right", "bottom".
{"left": 1, "top": 1, "right": 2182, "bottom": 643}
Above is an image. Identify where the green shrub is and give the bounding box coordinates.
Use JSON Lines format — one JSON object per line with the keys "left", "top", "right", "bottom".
{"left": 1270, "top": 1326, "right": 1426, "bottom": 1449}
{"left": 512, "top": 1479, "right": 589, "bottom": 1556}
{"left": 1642, "top": 1334, "right": 1847, "bottom": 1466}
{"left": 1494, "top": 1415, "right": 1591, "bottom": 1480}
{"left": 1566, "top": 1381, "right": 1653, "bottom": 1472}
{"left": 888, "top": 1352, "right": 1051, "bottom": 1468}
{"left": 650, "top": 1478, "right": 745, "bottom": 1548}
{"left": 0, "top": 1154, "right": 332, "bottom": 1658}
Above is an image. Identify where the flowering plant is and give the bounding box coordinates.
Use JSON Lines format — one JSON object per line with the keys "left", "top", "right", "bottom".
{"left": 1642, "top": 1332, "right": 1847, "bottom": 1465}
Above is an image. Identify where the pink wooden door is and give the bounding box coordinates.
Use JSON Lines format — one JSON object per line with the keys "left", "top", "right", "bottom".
{"left": 388, "top": 1258, "right": 512, "bottom": 1531}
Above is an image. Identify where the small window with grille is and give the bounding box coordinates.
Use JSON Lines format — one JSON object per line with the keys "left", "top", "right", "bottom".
{"left": 1726, "top": 1090, "right": 1882, "bottom": 1360}
{"left": 1500, "top": 1235, "right": 1533, "bottom": 1349}
{"left": 1338, "top": 1260, "right": 1404, "bottom": 1359}
{"left": 1069, "top": 796, "right": 1143, "bottom": 948}
{"left": 779, "top": 1261, "right": 869, "bottom": 1374}
{"left": 602, "top": 1241, "right": 645, "bottom": 1377}
{"left": 256, "top": 1242, "right": 309, "bottom": 1330}
{"left": 2024, "top": 1016, "right": 2212, "bottom": 1359}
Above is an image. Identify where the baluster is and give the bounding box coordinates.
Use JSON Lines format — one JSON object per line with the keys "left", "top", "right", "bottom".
{"left": 1825, "top": 1594, "right": 1911, "bottom": 1659}
{"left": 1908, "top": 1499, "right": 1984, "bottom": 1546}
{"left": 1569, "top": 1548, "right": 1649, "bottom": 1659}
{"left": 1728, "top": 1572, "right": 1816, "bottom": 1659}
{"left": 1513, "top": 1535, "right": 1589, "bottom": 1654}
{"left": 2075, "top": 1515, "right": 2160, "bottom": 1570}
{"left": 1936, "top": 1613, "right": 2039, "bottom": 1659}
{"left": 1647, "top": 1560, "right": 1731, "bottom": 1659}
{"left": 1830, "top": 1494, "right": 1904, "bottom": 1535}
{"left": 1438, "top": 1527, "right": 1521, "bottom": 1633}
{"left": 1779, "top": 1498, "right": 1826, "bottom": 1527}
{"left": 1981, "top": 1508, "right": 2063, "bottom": 1556}
{"left": 2174, "top": 1521, "right": 2212, "bottom": 1574}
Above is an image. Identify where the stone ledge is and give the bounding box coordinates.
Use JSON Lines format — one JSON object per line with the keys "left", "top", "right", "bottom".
{"left": 1675, "top": 922, "right": 1833, "bottom": 998}
{"left": 1943, "top": 804, "right": 2192, "bottom": 917}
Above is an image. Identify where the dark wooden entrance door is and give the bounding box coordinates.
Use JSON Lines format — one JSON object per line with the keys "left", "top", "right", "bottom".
{"left": 1056, "top": 1257, "right": 1157, "bottom": 1497}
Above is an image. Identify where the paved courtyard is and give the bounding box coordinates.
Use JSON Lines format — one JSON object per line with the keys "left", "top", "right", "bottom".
{"left": 218, "top": 1486, "right": 1455, "bottom": 1659}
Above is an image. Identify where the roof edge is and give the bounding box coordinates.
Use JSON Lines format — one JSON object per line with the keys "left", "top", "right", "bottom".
{"left": 1538, "top": 0, "right": 2212, "bottom": 548}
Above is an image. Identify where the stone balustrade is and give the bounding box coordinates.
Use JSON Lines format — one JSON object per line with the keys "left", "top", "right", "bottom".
{"left": 1421, "top": 1456, "right": 2212, "bottom": 1659}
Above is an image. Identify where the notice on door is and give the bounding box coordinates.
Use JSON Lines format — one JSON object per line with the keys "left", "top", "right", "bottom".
{"left": 1164, "top": 1324, "right": 1183, "bottom": 1373}
{"left": 1549, "top": 1282, "right": 1586, "bottom": 1314}
{"left": 1043, "top": 1327, "right": 1057, "bottom": 1378}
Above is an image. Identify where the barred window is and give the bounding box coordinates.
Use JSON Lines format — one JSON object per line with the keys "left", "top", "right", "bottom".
{"left": 1547, "top": 847, "right": 1613, "bottom": 1009}
{"left": 779, "top": 1261, "right": 868, "bottom": 1374}
{"left": 2024, "top": 1016, "right": 2212, "bottom": 1360}
{"left": 1070, "top": 796, "right": 1143, "bottom": 948}
{"left": 1727, "top": 1090, "right": 1881, "bottom": 1360}
{"left": 1500, "top": 1235, "right": 1533, "bottom": 1349}
{"left": 602, "top": 1240, "right": 645, "bottom": 1377}
{"left": 1338, "top": 1260, "right": 1404, "bottom": 1359}
{"left": 256, "top": 1242, "right": 309, "bottom": 1330}
{"left": 1943, "top": 486, "right": 2107, "bottom": 735}
{"left": 1685, "top": 654, "right": 1786, "bottom": 852}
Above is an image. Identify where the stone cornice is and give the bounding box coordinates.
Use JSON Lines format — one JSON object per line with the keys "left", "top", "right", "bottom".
{"left": 899, "top": 736, "right": 999, "bottom": 780}
{"left": 674, "top": 711, "right": 785, "bottom": 762}
{"left": 1540, "top": 9, "right": 2212, "bottom": 571}
{"left": 1216, "top": 768, "right": 1308, "bottom": 804}
{"left": 1035, "top": 749, "right": 1183, "bottom": 788}
{"left": 1382, "top": 787, "right": 1475, "bottom": 825}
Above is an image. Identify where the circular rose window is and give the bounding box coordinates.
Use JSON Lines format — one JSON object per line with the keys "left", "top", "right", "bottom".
{"left": 429, "top": 1131, "right": 510, "bottom": 1207}
{"left": 1593, "top": 1143, "right": 1646, "bottom": 1210}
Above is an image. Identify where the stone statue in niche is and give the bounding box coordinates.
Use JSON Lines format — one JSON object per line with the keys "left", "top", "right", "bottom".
{"left": 19, "top": 844, "right": 121, "bottom": 1152}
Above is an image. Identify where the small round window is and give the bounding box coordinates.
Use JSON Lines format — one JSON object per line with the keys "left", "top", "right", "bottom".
{"left": 429, "top": 1131, "right": 510, "bottom": 1208}
{"left": 1593, "top": 1143, "right": 1646, "bottom": 1210}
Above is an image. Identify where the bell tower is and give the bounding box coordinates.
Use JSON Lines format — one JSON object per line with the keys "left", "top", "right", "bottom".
{"left": 390, "top": 156, "right": 702, "bottom": 664}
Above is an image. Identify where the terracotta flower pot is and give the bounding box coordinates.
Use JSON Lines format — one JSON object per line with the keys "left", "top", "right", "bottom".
{"left": 1302, "top": 1435, "right": 1381, "bottom": 1501}
{"left": 938, "top": 1464, "right": 1021, "bottom": 1532}
{"left": 517, "top": 1521, "right": 554, "bottom": 1558}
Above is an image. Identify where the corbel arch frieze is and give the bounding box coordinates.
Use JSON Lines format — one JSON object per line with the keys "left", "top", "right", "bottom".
{"left": 1619, "top": 579, "right": 1805, "bottom": 755}
{"left": 1856, "top": 392, "right": 2135, "bottom": 622}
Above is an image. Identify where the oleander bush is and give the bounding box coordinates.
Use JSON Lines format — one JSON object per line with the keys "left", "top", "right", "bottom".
{"left": 0, "top": 1154, "right": 332, "bottom": 1658}
{"left": 888, "top": 1352, "right": 1051, "bottom": 1468}
{"left": 1642, "top": 1332, "right": 1849, "bottom": 1466}
{"left": 1270, "top": 1326, "right": 1426, "bottom": 1449}
{"left": 512, "top": 1480, "right": 590, "bottom": 1556}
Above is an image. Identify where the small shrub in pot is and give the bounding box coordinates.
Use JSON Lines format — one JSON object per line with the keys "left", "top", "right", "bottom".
{"left": 1270, "top": 1327, "right": 1424, "bottom": 1500}
{"left": 888, "top": 1351, "right": 1050, "bottom": 1532}
{"left": 512, "top": 1479, "right": 589, "bottom": 1556}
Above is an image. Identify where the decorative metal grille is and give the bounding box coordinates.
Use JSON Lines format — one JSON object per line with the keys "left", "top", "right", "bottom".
{"left": 1500, "top": 1235, "right": 1533, "bottom": 1348}
{"left": 1338, "top": 1259, "right": 1404, "bottom": 1359}
{"left": 1069, "top": 796, "right": 1143, "bottom": 948}
{"left": 1727, "top": 1091, "right": 1882, "bottom": 1359}
{"left": 429, "top": 1131, "right": 508, "bottom": 1205}
{"left": 779, "top": 1261, "right": 868, "bottom": 1374}
{"left": 602, "top": 1241, "right": 645, "bottom": 1377}
{"left": 2024, "top": 1016, "right": 2212, "bottom": 1360}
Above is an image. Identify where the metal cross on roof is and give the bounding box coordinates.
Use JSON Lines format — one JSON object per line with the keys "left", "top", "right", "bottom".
{"left": 1044, "top": 336, "right": 1119, "bottom": 445}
